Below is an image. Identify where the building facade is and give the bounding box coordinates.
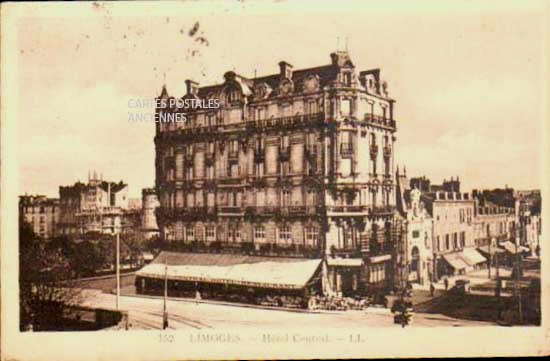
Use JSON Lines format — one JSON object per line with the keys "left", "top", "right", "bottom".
{"left": 424, "top": 190, "right": 478, "bottom": 279}
{"left": 153, "top": 51, "right": 403, "bottom": 297}
{"left": 19, "top": 195, "right": 60, "bottom": 239}
{"left": 141, "top": 188, "right": 160, "bottom": 240}
{"left": 396, "top": 170, "right": 433, "bottom": 285}
{"left": 58, "top": 172, "right": 131, "bottom": 236}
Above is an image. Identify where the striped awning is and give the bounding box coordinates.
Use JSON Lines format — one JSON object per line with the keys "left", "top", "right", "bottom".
{"left": 462, "top": 248, "right": 487, "bottom": 265}
{"left": 442, "top": 253, "right": 469, "bottom": 270}
{"left": 326, "top": 258, "right": 364, "bottom": 267}
{"left": 136, "top": 251, "right": 322, "bottom": 290}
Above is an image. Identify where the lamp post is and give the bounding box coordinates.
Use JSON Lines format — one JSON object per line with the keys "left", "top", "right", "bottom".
{"left": 163, "top": 254, "right": 168, "bottom": 329}
{"left": 116, "top": 232, "right": 120, "bottom": 310}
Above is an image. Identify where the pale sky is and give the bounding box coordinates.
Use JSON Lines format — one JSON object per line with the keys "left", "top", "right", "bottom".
{"left": 15, "top": 0, "right": 546, "bottom": 198}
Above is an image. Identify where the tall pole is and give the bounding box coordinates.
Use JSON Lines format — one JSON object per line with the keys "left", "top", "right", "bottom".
{"left": 116, "top": 232, "right": 120, "bottom": 310}
{"left": 487, "top": 230, "right": 492, "bottom": 280}
{"left": 163, "top": 254, "right": 168, "bottom": 329}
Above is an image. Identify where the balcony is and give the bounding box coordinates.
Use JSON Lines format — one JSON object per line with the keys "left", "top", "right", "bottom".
{"left": 369, "top": 205, "right": 395, "bottom": 215}
{"left": 228, "top": 150, "right": 239, "bottom": 162}
{"left": 340, "top": 143, "right": 353, "bottom": 158}
{"left": 278, "top": 147, "right": 290, "bottom": 161}
{"left": 218, "top": 177, "right": 243, "bottom": 186}
{"left": 250, "top": 112, "right": 324, "bottom": 130}
{"left": 369, "top": 144, "right": 378, "bottom": 159}
{"left": 364, "top": 113, "right": 397, "bottom": 129}
{"left": 254, "top": 148, "right": 265, "bottom": 162}
{"left": 218, "top": 206, "right": 243, "bottom": 215}
{"left": 327, "top": 205, "right": 367, "bottom": 214}
{"left": 184, "top": 153, "right": 194, "bottom": 165}
{"left": 383, "top": 145, "right": 392, "bottom": 158}
{"left": 205, "top": 151, "right": 215, "bottom": 165}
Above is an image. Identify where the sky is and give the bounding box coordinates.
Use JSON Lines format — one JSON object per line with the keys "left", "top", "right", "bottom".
{"left": 14, "top": 0, "right": 546, "bottom": 198}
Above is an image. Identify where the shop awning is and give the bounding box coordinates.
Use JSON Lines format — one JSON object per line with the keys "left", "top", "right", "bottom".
{"left": 326, "top": 258, "right": 363, "bottom": 267}
{"left": 477, "top": 246, "right": 505, "bottom": 255}
{"left": 136, "top": 251, "right": 322, "bottom": 290}
{"left": 442, "top": 253, "right": 469, "bottom": 270}
{"left": 369, "top": 254, "right": 392, "bottom": 263}
{"left": 501, "top": 241, "right": 526, "bottom": 255}
{"left": 462, "top": 248, "right": 487, "bottom": 265}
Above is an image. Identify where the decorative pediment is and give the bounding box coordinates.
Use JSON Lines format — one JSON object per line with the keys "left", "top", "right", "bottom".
{"left": 254, "top": 82, "right": 272, "bottom": 99}
{"left": 279, "top": 78, "right": 294, "bottom": 96}
{"left": 303, "top": 75, "right": 320, "bottom": 93}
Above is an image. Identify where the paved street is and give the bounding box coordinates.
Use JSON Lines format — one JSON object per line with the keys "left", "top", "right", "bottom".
{"left": 78, "top": 291, "right": 494, "bottom": 329}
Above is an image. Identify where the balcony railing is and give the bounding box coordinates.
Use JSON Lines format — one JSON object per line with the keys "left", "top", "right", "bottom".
{"left": 278, "top": 147, "right": 290, "bottom": 160}
{"left": 340, "top": 143, "right": 353, "bottom": 157}
{"left": 228, "top": 150, "right": 239, "bottom": 161}
{"left": 327, "top": 205, "right": 367, "bottom": 213}
{"left": 383, "top": 145, "right": 392, "bottom": 158}
{"left": 218, "top": 206, "right": 243, "bottom": 214}
{"left": 218, "top": 177, "right": 244, "bottom": 185}
{"left": 364, "top": 113, "right": 396, "bottom": 129}
{"left": 254, "top": 148, "right": 265, "bottom": 162}
{"left": 369, "top": 144, "right": 379, "bottom": 158}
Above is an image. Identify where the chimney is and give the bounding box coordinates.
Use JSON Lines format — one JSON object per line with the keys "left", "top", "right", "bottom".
{"left": 278, "top": 61, "right": 293, "bottom": 79}
{"left": 185, "top": 79, "right": 199, "bottom": 95}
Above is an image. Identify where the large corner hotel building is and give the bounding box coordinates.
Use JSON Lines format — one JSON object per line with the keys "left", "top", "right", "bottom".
{"left": 141, "top": 51, "right": 404, "bottom": 299}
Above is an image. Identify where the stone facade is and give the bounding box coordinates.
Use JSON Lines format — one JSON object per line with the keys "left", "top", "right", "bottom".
{"left": 154, "top": 51, "right": 403, "bottom": 296}
{"left": 58, "top": 172, "right": 131, "bottom": 235}
{"left": 19, "top": 195, "right": 60, "bottom": 239}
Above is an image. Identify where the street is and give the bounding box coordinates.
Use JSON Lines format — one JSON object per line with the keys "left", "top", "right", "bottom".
{"left": 78, "top": 291, "right": 494, "bottom": 330}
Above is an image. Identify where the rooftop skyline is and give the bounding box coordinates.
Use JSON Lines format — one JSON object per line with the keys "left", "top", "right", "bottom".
{"left": 15, "top": 1, "right": 544, "bottom": 198}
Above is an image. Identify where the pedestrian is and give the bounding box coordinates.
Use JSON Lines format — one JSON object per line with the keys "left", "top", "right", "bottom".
{"left": 444, "top": 278, "right": 449, "bottom": 291}
{"left": 195, "top": 290, "right": 201, "bottom": 305}
{"left": 430, "top": 282, "right": 435, "bottom": 297}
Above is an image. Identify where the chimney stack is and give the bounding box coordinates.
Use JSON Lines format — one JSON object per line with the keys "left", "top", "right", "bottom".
{"left": 278, "top": 61, "right": 293, "bottom": 79}
{"left": 185, "top": 79, "right": 199, "bottom": 95}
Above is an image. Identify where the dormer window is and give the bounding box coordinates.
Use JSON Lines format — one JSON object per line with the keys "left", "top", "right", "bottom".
{"left": 343, "top": 73, "right": 352, "bottom": 87}
{"left": 226, "top": 86, "right": 241, "bottom": 104}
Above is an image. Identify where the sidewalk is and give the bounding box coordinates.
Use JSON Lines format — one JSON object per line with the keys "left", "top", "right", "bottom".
{"left": 115, "top": 286, "right": 392, "bottom": 315}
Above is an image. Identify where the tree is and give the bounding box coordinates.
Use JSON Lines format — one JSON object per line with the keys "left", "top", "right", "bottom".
{"left": 19, "top": 220, "right": 82, "bottom": 331}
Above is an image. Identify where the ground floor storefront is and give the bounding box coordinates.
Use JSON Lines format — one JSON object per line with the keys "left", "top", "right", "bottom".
{"left": 135, "top": 251, "right": 399, "bottom": 309}
{"left": 434, "top": 248, "right": 488, "bottom": 281}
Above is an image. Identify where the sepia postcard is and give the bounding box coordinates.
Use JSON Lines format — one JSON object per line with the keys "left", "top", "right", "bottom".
{"left": 1, "top": 0, "right": 550, "bottom": 360}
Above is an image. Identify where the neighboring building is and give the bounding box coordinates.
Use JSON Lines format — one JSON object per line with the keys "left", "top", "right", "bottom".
{"left": 146, "top": 51, "right": 403, "bottom": 299}
{"left": 472, "top": 189, "right": 517, "bottom": 265}
{"left": 515, "top": 190, "right": 542, "bottom": 256}
{"left": 58, "top": 171, "right": 131, "bottom": 235}
{"left": 141, "top": 188, "right": 160, "bottom": 240}
{"left": 395, "top": 169, "right": 433, "bottom": 285}
{"left": 410, "top": 176, "right": 461, "bottom": 193}
{"left": 423, "top": 190, "right": 478, "bottom": 280}
{"left": 19, "top": 195, "right": 60, "bottom": 239}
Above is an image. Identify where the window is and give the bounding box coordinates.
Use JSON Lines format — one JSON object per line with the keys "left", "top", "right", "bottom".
{"left": 445, "top": 234, "right": 450, "bottom": 250}
{"left": 257, "top": 107, "right": 266, "bottom": 120}
{"left": 460, "top": 232, "right": 465, "bottom": 248}
{"left": 279, "top": 226, "right": 291, "bottom": 242}
{"left": 186, "top": 226, "right": 195, "bottom": 242}
{"left": 254, "top": 226, "right": 265, "bottom": 241}
{"left": 341, "top": 99, "right": 351, "bottom": 116}
{"left": 453, "top": 232, "right": 458, "bottom": 249}
{"left": 281, "top": 189, "right": 291, "bottom": 206}
{"left": 206, "top": 225, "right": 216, "bottom": 241}
{"left": 343, "top": 73, "right": 352, "bottom": 86}
{"left": 412, "top": 230, "right": 420, "bottom": 238}
{"left": 228, "top": 227, "right": 241, "bottom": 242}
{"left": 306, "top": 227, "right": 318, "bottom": 247}
{"left": 306, "top": 100, "right": 318, "bottom": 114}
